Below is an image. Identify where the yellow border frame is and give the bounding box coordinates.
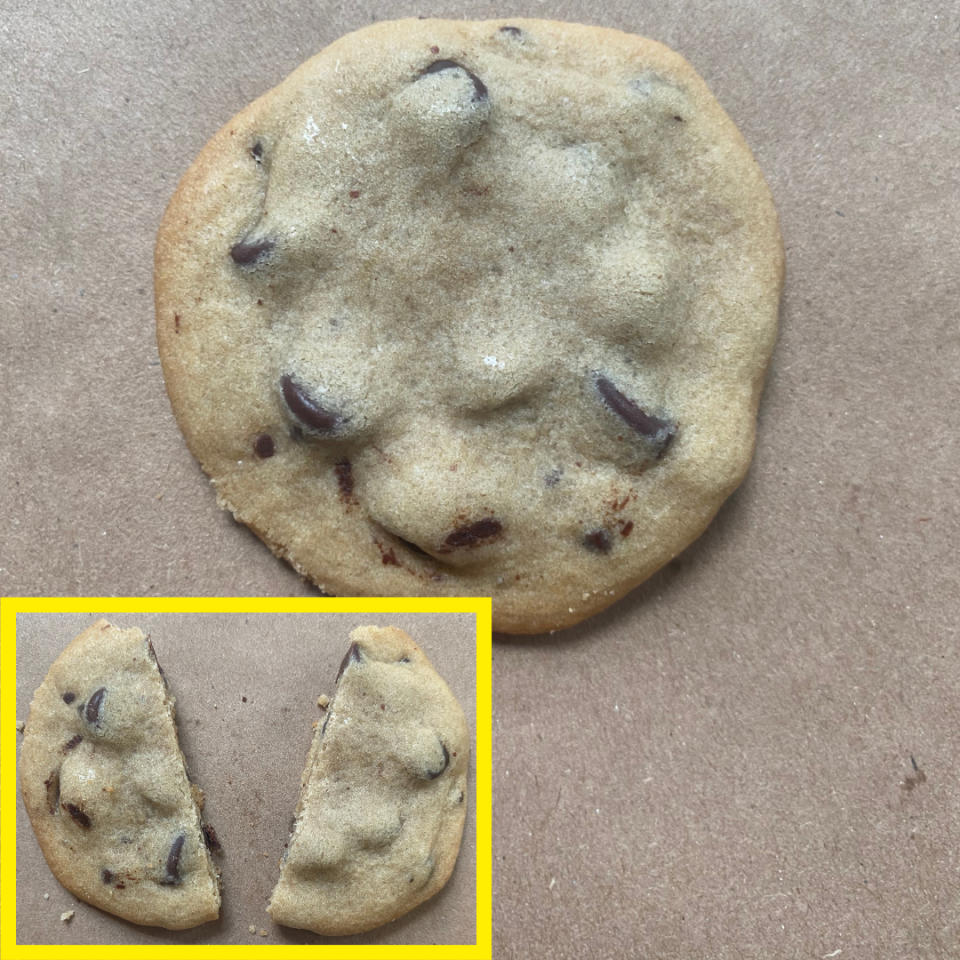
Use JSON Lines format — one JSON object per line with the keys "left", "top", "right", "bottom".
{"left": 1, "top": 597, "right": 493, "bottom": 960}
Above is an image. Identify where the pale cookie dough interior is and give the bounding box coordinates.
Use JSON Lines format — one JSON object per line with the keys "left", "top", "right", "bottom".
{"left": 268, "top": 625, "right": 470, "bottom": 936}
{"left": 19, "top": 620, "right": 221, "bottom": 930}
{"left": 156, "top": 18, "right": 783, "bottom": 633}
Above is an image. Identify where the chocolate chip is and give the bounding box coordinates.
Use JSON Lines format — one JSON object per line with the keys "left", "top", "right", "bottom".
{"left": 583, "top": 528, "right": 612, "bottom": 553}
{"left": 101, "top": 869, "right": 115, "bottom": 884}
{"left": 421, "top": 60, "right": 488, "bottom": 101}
{"left": 544, "top": 468, "right": 562, "bottom": 487}
{"left": 160, "top": 833, "right": 185, "bottom": 885}
{"left": 594, "top": 375, "right": 677, "bottom": 456}
{"left": 620, "top": 520, "right": 635, "bottom": 538}
{"left": 443, "top": 517, "right": 502, "bottom": 549}
{"left": 61, "top": 692, "right": 76, "bottom": 704}
{"left": 64, "top": 802, "right": 91, "bottom": 828}
{"left": 320, "top": 714, "right": 330, "bottom": 737}
{"left": 336, "top": 642, "right": 363, "bottom": 683}
{"left": 63, "top": 734, "right": 83, "bottom": 752}
{"left": 424, "top": 742, "right": 450, "bottom": 780}
{"left": 457, "top": 790, "right": 465, "bottom": 803}
{"left": 230, "top": 237, "right": 274, "bottom": 265}
{"left": 254, "top": 433, "right": 275, "bottom": 458}
{"left": 251, "top": 140, "right": 264, "bottom": 161}
{"left": 45, "top": 769, "right": 60, "bottom": 814}
{"left": 280, "top": 375, "right": 342, "bottom": 432}
{"left": 499, "top": 25, "right": 522, "bottom": 36}
{"left": 85, "top": 687, "right": 106, "bottom": 726}
{"left": 202, "top": 824, "right": 221, "bottom": 852}
{"left": 334, "top": 459, "right": 354, "bottom": 498}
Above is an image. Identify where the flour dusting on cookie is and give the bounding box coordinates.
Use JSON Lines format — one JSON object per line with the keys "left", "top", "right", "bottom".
{"left": 155, "top": 18, "right": 783, "bottom": 633}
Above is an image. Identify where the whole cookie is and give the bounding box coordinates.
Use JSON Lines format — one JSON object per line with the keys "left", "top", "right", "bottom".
{"left": 19, "top": 620, "right": 221, "bottom": 930}
{"left": 268, "top": 626, "right": 469, "bottom": 935}
{"left": 155, "top": 18, "right": 783, "bottom": 633}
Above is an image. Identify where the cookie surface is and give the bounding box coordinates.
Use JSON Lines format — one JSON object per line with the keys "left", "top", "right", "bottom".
{"left": 268, "top": 625, "right": 469, "bottom": 935}
{"left": 19, "top": 620, "right": 221, "bottom": 930}
{"left": 155, "top": 18, "right": 783, "bottom": 633}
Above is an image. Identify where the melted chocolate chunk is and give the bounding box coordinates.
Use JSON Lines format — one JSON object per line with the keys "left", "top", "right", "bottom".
{"left": 334, "top": 459, "right": 354, "bottom": 497}
{"left": 229, "top": 237, "right": 274, "bottom": 265}
{"left": 336, "top": 641, "right": 363, "bottom": 683}
{"left": 424, "top": 742, "right": 450, "bottom": 780}
{"left": 61, "top": 692, "right": 76, "bottom": 705}
{"left": 160, "top": 833, "right": 185, "bottom": 885}
{"left": 85, "top": 687, "right": 106, "bottom": 726}
{"left": 421, "top": 60, "right": 488, "bottom": 101}
{"left": 45, "top": 769, "right": 60, "bottom": 813}
{"left": 63, "top": 734, "right": 83, "bottom": 752}
{"left": 64, "top": 802, "right": 91, "bottom": 828}
{"left": 583, "top": 528, "right": 612, "bottom": 553}
{"left": 595, "top": 375, "right": 677, "bottom": 456}
{"left": 280, "top": 375, "right": 341, "bottom": 431}
{"left": 443, "top": 517, "right": 502, "bottom": 549}
{"left": 254, "top": 433, "right": 275, "bottom": 458}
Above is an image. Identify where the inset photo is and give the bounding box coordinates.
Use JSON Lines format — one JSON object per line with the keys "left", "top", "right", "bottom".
{"left": 4, "top": 599, "right": 491, "bottom": 958}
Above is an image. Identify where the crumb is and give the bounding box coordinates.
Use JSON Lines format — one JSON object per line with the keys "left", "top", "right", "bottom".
{"left": 241, "top": 696, "right": 247, "bottom": 703}
{"left": 317, "top": 694, "right": 330, "bottom": 709}
{"left": 248, "top": 924, "right": 257, "bottom": 933}
{"left": 16, "top": 720, "right": 25, "bottom": 733}
{"left": 258, "top": 928, "right": 268, "bottom": 937}
{"left": 60, "top": 910, "right": 75, "bottom": 922}
{"left": 43, "top": 893, "right": 50, "bottom": 900}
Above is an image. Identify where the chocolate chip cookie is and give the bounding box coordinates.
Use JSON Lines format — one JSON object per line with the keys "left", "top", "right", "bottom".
{"left": 155, "top": 18, "right": 783, "bottom": 633}
{"left": 19, "top": 620, "right": 221, "bottom": 929}
{"left": 268, "top": 625, "right": 469, "bottom": 935}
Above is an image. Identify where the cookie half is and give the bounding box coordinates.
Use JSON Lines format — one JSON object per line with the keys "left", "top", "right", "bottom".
{"left": 156, "top": 18, "right": 783, "bottom": 633}
{"left": 19, "top": 620, "right": 221, "bottom": 930}
{"left": 268, "top": 626, "right": 469, "bottom": 935}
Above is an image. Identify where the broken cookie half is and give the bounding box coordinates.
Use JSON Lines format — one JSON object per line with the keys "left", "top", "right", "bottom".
{"left": 19, "top": 620, "right": 221, "bottom": 930}
{"left": 268, "top": 625, "right": 470, "bottom": 935}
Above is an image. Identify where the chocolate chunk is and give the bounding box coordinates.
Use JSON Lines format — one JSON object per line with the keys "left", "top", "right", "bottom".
{"left": 101, "top": 868, "right": 115, "bottom": 884}
{"left": 421, "top": 60, "right": 488, "bottom": 102}
{"left": 202, "top": 824, "right": 221, "bottom": 852}
{"left": 229, "top": 237, "right": 274, "bottom": 265}
{"left": 45, "top": 769, "right": 60, "bottom": 814}
{"left": 160, "top": 833, "right": 185, "bottom": 885}
{"left": 280, "top": 375, "right": 341, "bottom": 431}
{"left": 583, "top": 528, "right": 612, "bottom": 553}
{"left": 63, "top": 734, "right": 83, "bottom": 752}
{"left": 64, "top": 802, "right": 91, "bottom": 828}
{"left": 336, "top": 642, "right": 363, "bottom": 683}
{"left": 424, "top": 742, "right": 450, "bottom": 780}
{"left": 85, "top": 687, "right": 106, "bottom": 726}
{"left": 254, "top": 433, "right": 275, "bottom": 458}
{"left": 594, "top": 375, "right": 677, "bottom": 456}
{"left": 334, "top": 459, "right": 354, "bottom": 498}
{"left": 61, "top": 692, "right": 76, "bottom": 704}
{"left": 443, "top": 517, "right": 502, "bottom": 549}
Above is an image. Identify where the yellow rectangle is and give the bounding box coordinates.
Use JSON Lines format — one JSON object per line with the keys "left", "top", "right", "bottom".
{"left": 2, "top": 596, "right": 493, "bottom": 960}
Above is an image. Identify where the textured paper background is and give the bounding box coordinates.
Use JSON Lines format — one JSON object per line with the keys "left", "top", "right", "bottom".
{"left": 4, "top": 1, "right": 959, "bottom": 957}
{"left": 15, "top": 611, "right": 477, "bottom": 945}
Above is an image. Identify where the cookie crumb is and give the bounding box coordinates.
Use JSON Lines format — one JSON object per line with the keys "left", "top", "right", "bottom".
{"left": 60, "top": 910, "right": 75, "bottom": 922}
{"left": 248, "top": 924, "right": 257, "bottom": 933}
{"left": 16, "top": 720, "right": 25, "bottom": 733}
{"left": 258, "top": 928, "right": 268, "bottom": 937}
{"left": 317, "top": 694, "right": 330, "bottom": 709}
{"left": 43, "top": 893, "right": 50, "bottom": 900}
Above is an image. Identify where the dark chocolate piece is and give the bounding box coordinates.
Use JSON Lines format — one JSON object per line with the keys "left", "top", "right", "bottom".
{"left": 101, "top": 868, "right": 115, "bottom": 884}
{"left": 61, "top": 692, "right": 76, "bottom": 705}
{"left": 443, "top": 517, "right": 502, "bottom": 549}
{"left": 202, "top": 824, "right": 222, "bottom": 852}
{"left": 63, "top": 734, "right": 83, "bottom": 752}
{"left": 336, "top": 641, "right": 363, "bottom": 683}
{"left": 421, "top": 60, "right": 488, "bottom": 101}
{"left": 280, "top": 375, "right": 341, "bottom": 431}
{"left": 85, "top": 687, "right": 106, "bottom": 726}
{"left": 251, "top": 140, "right": 264, "bottom": 161}
{"left": 254, "top": 433, "right": 275, "bottom": 458}
{"left": 229, "top": 237, "right": 274, "bottom": 265}
{"left": 595, "top": 375, "right": 676, "bottom": 456}
{"left": 45, "top": 769, "right": 60, "bottom": 814}
{"left": 334, "top": 459, "right": 354, "bottom": 497}
{"left": 160, "top": 833, "right": 185, "bottom": 885}
{"left": 64, "top": 802, "right": 91, "bottom": 828}
{"left": 583, "top": 528, "right": 612, "bottom": 553}
{"left": 499, "top": 25, "right": 522, "bottom": 36}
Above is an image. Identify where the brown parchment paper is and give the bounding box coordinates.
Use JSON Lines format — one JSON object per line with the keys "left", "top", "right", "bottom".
{"left": 15, "top": 612, "right": 477, "bottom": 945}
{"left": 4, "top": 1, "right": 959, "bottom": 957}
